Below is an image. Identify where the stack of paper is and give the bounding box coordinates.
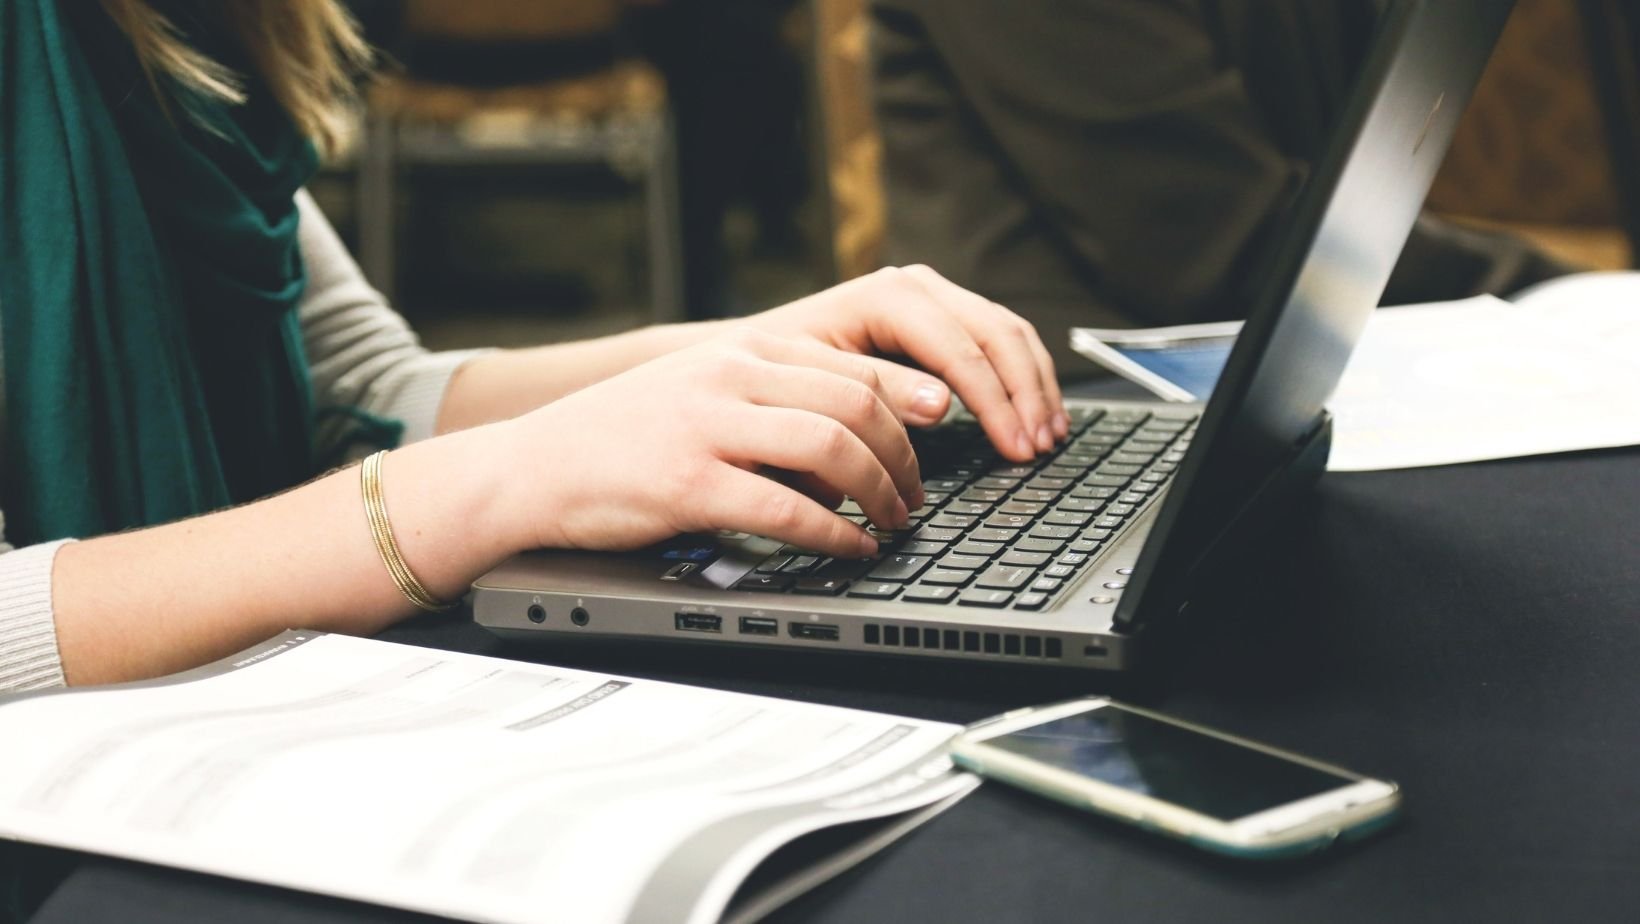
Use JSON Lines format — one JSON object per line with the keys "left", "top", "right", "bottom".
{"left": 1071, "top": 271, "right": 1640, "bottom": 471}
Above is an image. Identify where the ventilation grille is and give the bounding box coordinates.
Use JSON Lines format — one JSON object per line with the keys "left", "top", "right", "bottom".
{"left": 862, "top": 623, "right": 1061, "bottom": 659}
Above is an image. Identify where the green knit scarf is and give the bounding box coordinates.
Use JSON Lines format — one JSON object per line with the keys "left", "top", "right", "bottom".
{"left": 0, "top": 0, "right": 319, "bottom": 549}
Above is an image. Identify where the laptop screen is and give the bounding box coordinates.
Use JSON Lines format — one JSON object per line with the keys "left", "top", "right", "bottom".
{"left": 1114, "top": 0, "right": 1517, "bottom": 632}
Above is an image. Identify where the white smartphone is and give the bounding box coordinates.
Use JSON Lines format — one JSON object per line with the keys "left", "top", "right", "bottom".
{"left": 949, "top": 698, "right": 1400, "bottom": 859}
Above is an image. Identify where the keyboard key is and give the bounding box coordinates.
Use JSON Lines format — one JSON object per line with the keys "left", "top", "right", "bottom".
{"left": 959, "top": 488, "right": 1006, "bottom": 503}
{"left": 1069, "top": 539, "right": 1101, "bottom": 553}
{"left": 1014, "top": 537, "right": 1066, "bottom": 553}
{"left": 811, "top": 558, "right": 873, "bottom": 580}
{"left": 754, "top": 554, "right": 792, "bottom": 573}
{"left": 998, "top": 501, "right": 1046, "bottom": 516}
{"left": 1042, "top": 465, "right": 1085, "bottom": 480}
{"left": 969, "top": 527, "right": 1018, "bottom": 543}
{"left": 1070, "top": 485, "right": 1120, "bottom": 500}
{"left": 989, "top": 464, "right": 1036, "bottom": 478}
{"left": 1094, "top": 515, "right": 1125, "bottom": 529}
{"left": 1044, "top": 564, "right": 1076, "bottom": 579}
{"left": 954, "top": 540, "right": 1005, "bottom": 557}
{"left": 911, "top": 526, "right": 961, "bottom": 543}
{"left": 1012, "top": 488, "right": 1059, "bottom": 504}
{"left": 974, "top": 476, "right": 1021, "bottom": 490}
{"left": 1045, "top": 510, "right": 1092, "bottom": 527}
{"left": 920, "top": 569, "right": 972, "bottom": 586}
{"left": 943, "top": 501, "right": 991, "bottom": 517}
{"left": 938, "top": 553, "right": 990, "bottom": 571}
{"left": 1140, "top": 471, "right": 1170, "bottom": 483}
{"left": 1000, "top": 550, "right": 1051, "bottom": 567}
{"left": 780, "top": 555, "right": 821, "bottom": 573}
{"left": 1058, "top": 552, "right": 1089, "bottom": 566}
{"left": 898, "top": 540, "right": 949, "bottom": 557}
{"left": 976, "top": 565, "right": 1035, "bottom": 590}
{"left": 924, "top": 479, "right": 966, "bottom": 493}
{"left": 793, "top": 577, "right": 850, "bottom": 595}
{"left": 984, "top": 513, "right": 1033, "bottom": 531}
{"left": 958, "top": 588, "right": 1014, "bottom": 608}
{"left": 1096, "top": 464, "right": 1142, "bottom": 477}
{"left": 1081, "top": 475, "right": 1128, "bottom": 488}
{"left": 1028, "top": 524, "right": 1077, "bottom": 540}
{"left": 1024, "top": 476, "right": 1072, "bottom": 491}
{"left": 735, "top": 575, "right": 792, "bottom": 592}
{"left": 1106, "top": 503, "right": 1136, "bottom": 517}
{"left": 928, "top": 513, "right": 978, "bottom": 530}
{"left": 848, "top": 582, "right": 903, "bottom": 599}
{"left": 903, "top": 585, "right": 958, "bottom": 604}
{"left": 1055, "top": 497, "right": 1103, "bottom": 513}
{"left": 865, "top": 555, "right": 933, "bottom": 582}
{"left": 1082, "top": 528, "right": 1114, "bottom": 541}
{"left": 1030, "top": 577, "right": 1062, "bottom": 592}
{"left": 1015, "top": 592, "right": 1049, "bottom": 610}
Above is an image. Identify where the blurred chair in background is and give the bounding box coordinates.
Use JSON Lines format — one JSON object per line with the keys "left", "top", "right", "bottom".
{"left": 355, "top": 0, "right": 684, "bottom": 323}
{"left": 810, "top": 0, "right": 883, "bottom": 283}
{"left": 1428, "top": 0, "right": 1639, "bottom": 271}
{"left": 628, "top": 0, "right": 811, "bottom": 316}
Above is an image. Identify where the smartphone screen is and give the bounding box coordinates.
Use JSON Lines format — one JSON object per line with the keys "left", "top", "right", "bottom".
{"left": 983, "top": 705, "right": 1355, "bottom": 821}
{"left": 1108, "top": 337, "right": 1235, "bottom": 400}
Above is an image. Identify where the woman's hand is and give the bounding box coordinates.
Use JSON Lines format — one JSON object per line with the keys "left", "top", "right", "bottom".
{"left": 500, "top": 328, "right": 926, "bottom": 558}
{"left": 743, "top": 265, "right": 1067, "bottom": 461}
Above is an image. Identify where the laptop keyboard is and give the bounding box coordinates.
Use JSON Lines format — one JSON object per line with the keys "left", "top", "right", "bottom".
{"left": 731, "top": 405, "right": 1199, "bottom": 611}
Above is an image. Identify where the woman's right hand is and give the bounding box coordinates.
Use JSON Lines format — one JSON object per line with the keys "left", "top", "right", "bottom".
{"left": 495, "top": 328, "right": 927, "bottom": 559}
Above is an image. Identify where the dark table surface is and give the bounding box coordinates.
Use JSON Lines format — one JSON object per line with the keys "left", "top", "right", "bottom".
{"left": 26, "top": 442, "right": 1640, "bottom": 923}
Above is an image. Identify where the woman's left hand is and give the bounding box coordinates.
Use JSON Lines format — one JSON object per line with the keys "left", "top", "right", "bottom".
{"left": 742, "top": 265, "right": 1066, "bottom": 462}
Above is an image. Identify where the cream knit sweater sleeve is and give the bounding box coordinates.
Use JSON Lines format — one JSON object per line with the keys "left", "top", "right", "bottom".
{"left": 0, "top": 191, "right": 492, "bottom": 692}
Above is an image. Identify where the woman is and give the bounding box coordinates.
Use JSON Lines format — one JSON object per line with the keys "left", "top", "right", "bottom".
{"left": 0, "top": 0, "right": 1066, "bottom": 691}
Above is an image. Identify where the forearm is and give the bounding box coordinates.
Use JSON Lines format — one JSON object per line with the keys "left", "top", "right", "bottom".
{"left": 52, "top": 423, "right": 524, "bottom": 686}
{"left": 435, "top": 320, "right": 727, "bottom": 433}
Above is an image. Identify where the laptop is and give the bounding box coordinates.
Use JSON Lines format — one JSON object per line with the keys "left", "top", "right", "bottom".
{"left": 472, "top": 0, "right": 1516, "bottom": 670}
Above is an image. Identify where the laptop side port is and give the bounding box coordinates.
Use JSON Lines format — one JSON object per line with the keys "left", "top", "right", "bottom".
{"left": 739, "top": 616, "right": 779, "bottom": 636}
{"left": 674, "top": 612, "right": 722, "bottom": 633}
{"left": 789, "top": 623, "right": 840, "bottom": 642}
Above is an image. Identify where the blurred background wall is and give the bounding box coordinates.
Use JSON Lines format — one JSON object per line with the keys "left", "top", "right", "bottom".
{"left": 310, "top": 0, "right": 1640, "bottom": 360}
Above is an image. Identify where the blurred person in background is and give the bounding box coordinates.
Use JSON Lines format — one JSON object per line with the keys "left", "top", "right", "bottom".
{"left": 872, "top": 0, "right": 1571, "bottom": 368}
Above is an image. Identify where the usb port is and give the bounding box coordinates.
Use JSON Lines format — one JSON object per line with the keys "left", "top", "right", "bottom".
{"left": 788, "top": 623, "right": 840, "bottom": 642}
{"left": 674, "top": 612, "right": 722, "bottom": 633}
{"left": 739, "top": 616, "right": 778, "bottom": 636}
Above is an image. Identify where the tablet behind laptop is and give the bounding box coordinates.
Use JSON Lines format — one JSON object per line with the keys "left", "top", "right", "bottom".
{"left": 472, "top": 0, "right": 1516, "bottom": 670}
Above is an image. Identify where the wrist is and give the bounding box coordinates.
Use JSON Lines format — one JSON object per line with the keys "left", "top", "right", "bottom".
{"left": 376, "top": 422, "right": 534, "bottom": 601}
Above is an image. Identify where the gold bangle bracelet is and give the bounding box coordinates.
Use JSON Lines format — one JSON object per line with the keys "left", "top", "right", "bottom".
{"left": 361, "top": 450, "right": 459, "bottom": 613}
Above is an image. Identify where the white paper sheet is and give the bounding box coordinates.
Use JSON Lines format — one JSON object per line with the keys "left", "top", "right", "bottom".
{"left": 1070, "top": 273, "right": 1640, "bottom": 471}
{"left": 1327, "top": 285, "right": 1640, "bottom": 470}
{"left": 0, "top": 633, "right": 974, "bottom": 924}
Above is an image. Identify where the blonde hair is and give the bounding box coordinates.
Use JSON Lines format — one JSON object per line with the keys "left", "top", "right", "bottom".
{"left": 98, "top": 0, "right": 372, "bottom": 154}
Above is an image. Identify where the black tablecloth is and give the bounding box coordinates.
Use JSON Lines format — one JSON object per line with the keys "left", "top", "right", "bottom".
{"left": 26, "top": 447, "right": 1640, "bottom": 923}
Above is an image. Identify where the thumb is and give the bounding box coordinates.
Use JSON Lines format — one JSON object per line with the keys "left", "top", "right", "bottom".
{"left": 866, "top": 357, "right": 951, "bottom": 426}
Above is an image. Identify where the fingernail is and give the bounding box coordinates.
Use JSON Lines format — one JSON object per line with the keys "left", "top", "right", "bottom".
{"left": 911, "top": 383, "right": 947, "bottom": 418}
{"left": 1036, "top": 424, "right": 1053, "bottom": 450}
{"left": 1015, "top": 431, "right": 1034, "bottom": 458}
{"left": 858, "top": 532, "right": 880, "bottom": 557}
{"left": 892, "top": 497, "right": 910, "bottom": 528}
{"left": 1055, "top": 413, "right": 1070, "bottom": 438}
